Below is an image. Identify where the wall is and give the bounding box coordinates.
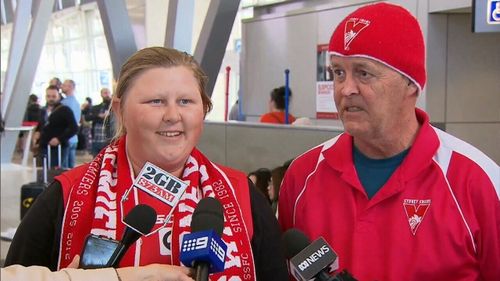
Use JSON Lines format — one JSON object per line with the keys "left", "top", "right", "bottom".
{"left": 198, "top": 121, "right": 343, "bottom": 173}
{"left": 241, "top": 0, "right": 415, "bottom": 126}
{"left": 426, "top": 13, "right": 500, "bottom": 163}
{"left": 241, "top": 0, "right": 500, "bottom": 164}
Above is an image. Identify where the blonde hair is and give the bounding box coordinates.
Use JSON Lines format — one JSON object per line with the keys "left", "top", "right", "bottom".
{"left": 111, "top": 47, "right": 213, "bottom": 140}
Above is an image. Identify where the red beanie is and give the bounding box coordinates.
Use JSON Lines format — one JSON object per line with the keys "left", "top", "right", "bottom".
{"left": 328, "top": 2, "right": 426, "bottom": 91}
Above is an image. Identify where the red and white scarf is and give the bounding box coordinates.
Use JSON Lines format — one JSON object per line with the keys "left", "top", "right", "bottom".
{"left": 58, "top": 136, "right": 256, "bottom": 280}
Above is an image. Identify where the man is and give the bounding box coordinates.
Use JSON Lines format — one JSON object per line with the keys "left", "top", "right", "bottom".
{"left": 60, "top": 79, "right": 80, "bottom": 168}
{"left": 278, "top": 3, "right": 500, "bottom": 281}
{"left": 33, "top": 86, "right": 78, "bottom": 167}
{"left": 87, "top": 87, "right": 114, "bottom": 156}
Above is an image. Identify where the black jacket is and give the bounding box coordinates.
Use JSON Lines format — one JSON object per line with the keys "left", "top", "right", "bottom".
{"left": 37, "top": 103, "right": 78, "bottom": 148}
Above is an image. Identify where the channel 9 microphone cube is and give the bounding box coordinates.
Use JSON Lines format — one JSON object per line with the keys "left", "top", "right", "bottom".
{"left": 290, "top": 237, "right": 337, "bottom": 281}
{"left": 180, "top": 230, "right": 227, "bottom": 273}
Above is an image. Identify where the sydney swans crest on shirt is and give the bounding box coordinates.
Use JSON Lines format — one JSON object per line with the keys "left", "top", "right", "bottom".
{"left": 403, "top": 199, "right": 431, "bottom": 235}
{"left": 343, "top": 18, "right": 370, "bottom": 50}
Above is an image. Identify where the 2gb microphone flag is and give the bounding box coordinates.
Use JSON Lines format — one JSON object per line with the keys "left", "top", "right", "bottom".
{"left": 121, "top": 162, "right": 189, "bottom": 236}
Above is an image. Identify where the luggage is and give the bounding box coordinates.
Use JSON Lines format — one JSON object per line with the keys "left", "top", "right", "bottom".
{"left": 36, "top": 144, "right": 68, "bottom": 184}
{"left": 21, "top": 145, "right": 68, "bottom": 219}
{"left": 20, "top": 182, "right": 46, "bottom": 219}
{"left": 20, "top": 158, "right": 47, "bottom": 219}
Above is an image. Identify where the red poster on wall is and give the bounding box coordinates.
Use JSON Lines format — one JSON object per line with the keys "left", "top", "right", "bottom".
{"left": 316, "top": 44, "right": 338, "bottom": 119}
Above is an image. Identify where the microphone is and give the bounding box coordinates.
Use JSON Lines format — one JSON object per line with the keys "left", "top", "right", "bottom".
{"left": 283, "top": 229, "right": 357, "bottom": 281}
{"left": 107, "top": 204, "right": 157, "bottom": 267}
{"left": 180, "top": 197, "right": 227, "bottom": 281}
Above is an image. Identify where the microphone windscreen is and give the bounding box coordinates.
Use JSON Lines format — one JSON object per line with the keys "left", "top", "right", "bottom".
{"left": 124, "top": 204, "right": 157, "bottom": 236}
{"left": 282, "top": 228, "right": 311, "bottom": 259}
{"left": 191, "top": 197, "right": 224, "bottom": 235}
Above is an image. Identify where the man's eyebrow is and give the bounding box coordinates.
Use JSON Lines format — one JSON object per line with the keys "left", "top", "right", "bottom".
{"left": 352, "top": 61, "right": 373, "bottom": 68}
{"left": 330, "top": 62, "right": 342, "bottom": 68}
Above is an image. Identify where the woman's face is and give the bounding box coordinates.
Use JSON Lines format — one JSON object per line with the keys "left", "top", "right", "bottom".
{"left": 117, "top": 66, "right": 205, "bottom": 176}
{"left": 267, "top": 179, "right": 275, "bottom": 201}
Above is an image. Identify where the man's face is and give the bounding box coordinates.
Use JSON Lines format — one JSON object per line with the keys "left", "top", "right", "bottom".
{"left": 61, "top": 80, "right": 73, "bottom": 94}
{"left": 45, "top": 89, "right": 60, "bottom": 106}
{"left": 330, "top": 56, "right": 417, "bottom": 141}
{"left": 101, "top": 89, "right": 111, "bottom": 102}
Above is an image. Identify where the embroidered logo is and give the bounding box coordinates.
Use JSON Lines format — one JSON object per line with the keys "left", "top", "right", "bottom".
{"left": 344, "top": 18, "right": 370, "bottom": 50}
{"left": 403, "top": 199, "right": 431, "bottom": 235}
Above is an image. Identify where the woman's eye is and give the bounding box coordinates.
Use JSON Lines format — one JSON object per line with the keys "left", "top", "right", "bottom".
{"left": 179, "top": 99, "right": 192, "bottom": 105}
{"left": 148, "top": 99, "right": 163, "bottom": 104}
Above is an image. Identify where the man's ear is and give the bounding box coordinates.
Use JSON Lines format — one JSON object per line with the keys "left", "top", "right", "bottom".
{"left": 406, "top": 79, "right": 419, "bottom": 96}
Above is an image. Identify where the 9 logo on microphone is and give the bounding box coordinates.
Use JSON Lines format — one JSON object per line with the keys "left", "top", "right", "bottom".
{"left": 183, "top": 236, "right": 208, "bottom": 252}
{"left": 180, "top": 230, "right": 228, "bottom": 273}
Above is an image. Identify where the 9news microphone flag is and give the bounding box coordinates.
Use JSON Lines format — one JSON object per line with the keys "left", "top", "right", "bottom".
{"left": 180, "top": 197, "right": 227, "bottom": 281}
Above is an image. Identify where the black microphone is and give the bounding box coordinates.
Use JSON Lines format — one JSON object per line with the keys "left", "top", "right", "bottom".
{"left": 283, "top": 228, "right": 357, "bottom": 281}
{"left": 107, "top": 204, "right": 157, "bottom": 267}
{"left": 180, "top": 197, "right": 226, "bottom": 281}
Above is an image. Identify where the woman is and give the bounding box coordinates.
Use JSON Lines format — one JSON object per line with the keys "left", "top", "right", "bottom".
{"left": 259, "top": 86, "right": 296, "bottom": 124}
{"left": 248, "top": 168, "right": 272, "bottom": 203}
{"left": 6, "top": 47, "right": 288, "bottom": 281}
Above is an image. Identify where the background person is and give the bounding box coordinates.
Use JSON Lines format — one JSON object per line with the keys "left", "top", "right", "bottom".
{"left": 259, "top": 86, "right": 296, "bottom": 124}
{"left": 32, "top": 85, "right": 78, "bottom": 167}
{"left": 78, "top": 97, "right": 93, "bottom": 152}
{"left": 268, "top": 160, "right": 291, "bottom": 215}
{"left": 248, "top": 168, "right": 272, "bottom": 203}
{"left": 278, "top": 3, "right": 500, "bottom": 280}
{"left": 6, "top": 47, "right": 288, "bottom": 281}
{"left": 87, "top": 87, "right": 114, "bottom": 156}
{"left": 60, "top": 79, "right": 80, "bottom": 168}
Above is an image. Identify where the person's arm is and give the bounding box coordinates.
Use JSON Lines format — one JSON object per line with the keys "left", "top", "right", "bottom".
{"left": 469, "top": 172, "right": 500, "bottom": 280}
{"left": 0, "top": 264, "right": 194, "bottom": 281}
{"left": 277, "top": 166, "right": 297, "bottom": 231}
{"left": 1, "top": 265, "right": 117, "bottom": 281}
{"left": 248, "top": 179, "right": 289, "bottom": 281}
{"left": 5, "top": 182, "right": 64, "bottom": 270}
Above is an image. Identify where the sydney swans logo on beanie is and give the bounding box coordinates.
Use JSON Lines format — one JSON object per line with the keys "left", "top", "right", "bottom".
{"left": 344, "top": 18, "right": 370, "bottom": 50}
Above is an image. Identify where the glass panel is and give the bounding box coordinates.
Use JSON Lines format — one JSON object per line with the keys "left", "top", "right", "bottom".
{"left": 87, "top": 9, "right": 103, "bottom": 35}
{"left": 0, "top": 27, "right": 12, "bottom": 51}
{"left": 64, "top": 14, "right": 83, "bottom": 39}
{"left": 38, "top": 45, "right": 54, "bottom": 73}
{"left": 52, "top": 23, "right": 65, "bottom": 42}
{"left": 54, "top": 43, "right": 68, "bottom": 72}
{"left": 93, "top": 36, "right": 111, "bottom": 69}
{"left": 1, "top": 52, "right": 8, "bottom": 72}
{"left": 69, "top": 40, "right": 88, "bottom": 71}
{"left": 0, "top": 27, "right": 10, "bottom": 72}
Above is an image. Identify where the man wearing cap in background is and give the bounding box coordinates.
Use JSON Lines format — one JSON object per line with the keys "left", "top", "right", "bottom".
{"left": 278, "top": 3, "right": 499, "bottom": 280}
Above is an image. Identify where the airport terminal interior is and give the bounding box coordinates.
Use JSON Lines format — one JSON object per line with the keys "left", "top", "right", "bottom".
{"left": 1, "top": 0, "right": 499, "bottom": 272}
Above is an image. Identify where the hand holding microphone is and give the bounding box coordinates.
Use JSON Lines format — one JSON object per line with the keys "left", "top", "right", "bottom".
{"left": 107, "top": 204, "right": 157, "bottom": 267}
{"left": 79, "top": 204, "right": 157, "bottom": 269}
